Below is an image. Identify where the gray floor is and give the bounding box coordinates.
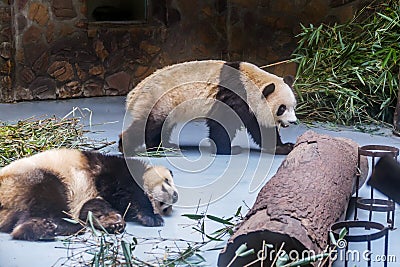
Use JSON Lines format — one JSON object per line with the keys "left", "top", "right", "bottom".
{"left": 0, "top": 96, "right": 399, "bottom": 266}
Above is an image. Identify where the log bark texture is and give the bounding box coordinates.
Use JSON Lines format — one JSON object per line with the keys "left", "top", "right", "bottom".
{"left": 218, "top": 130, "right": 369, "bottom": 267}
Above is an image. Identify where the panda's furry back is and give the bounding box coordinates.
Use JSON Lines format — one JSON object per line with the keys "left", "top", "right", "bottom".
{"left": 125, "top": 60, "right": 289, "bottom": 129}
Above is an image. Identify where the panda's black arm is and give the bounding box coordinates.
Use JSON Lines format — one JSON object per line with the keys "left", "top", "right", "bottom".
{"left": 245, "top": 122, "right": 276, "bottom": 151}
{"left": 275, "top": 127, "right": 284, "bottom": 146}
{"left": 79, "top": 198, "right": 126, "bottom": 234}
{"left": 247, "top": 124, "right": 294, "bottom": 155}
{"left": 274, "top": 127, "right": 294, "bottom": 155}
{"left": 92, "top": 156, "right": 163, "bottom": 227}
{"left": 119, "top": 189, "right": 164, "bottom": 227}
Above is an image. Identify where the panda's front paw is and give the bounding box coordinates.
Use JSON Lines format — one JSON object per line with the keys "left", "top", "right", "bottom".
{"left": 275, "top": 142, "right": 294, "bottom": 155}
{"left": 138, "top": 212, "right": 164, "bottom": 227}
{"left": 97, "top": 212, "right": 126, "bottom": 234}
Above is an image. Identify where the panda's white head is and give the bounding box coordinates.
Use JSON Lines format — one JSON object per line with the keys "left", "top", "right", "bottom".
{"left": 237, "top": 62, "right": 297, "bottom": 129}
{"left": 143, "top": 166, "right": 178, "bottom": 216}
{"left": 261, "top": 75, "right": 297, "bottom": 128}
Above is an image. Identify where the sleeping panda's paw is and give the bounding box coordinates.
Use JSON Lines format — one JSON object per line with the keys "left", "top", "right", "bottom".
{"left": 97, "top": 212, "right": 126, "bottom": 234}
{"left": 11, "top": 218, "right": 57, "bottom": 241}
{"left": 138, "top": 212, "right": 164, "bottom": 227}
{"left": 79, "top": 198, "right": 126, "bottom": 233}
{"left": 275, "top": 142, "right": 295, "bottom": 155}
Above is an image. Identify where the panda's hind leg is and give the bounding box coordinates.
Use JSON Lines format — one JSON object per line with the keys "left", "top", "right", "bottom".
{"left": 10, "top": 213, "right": 84, "bottom": 240}
{"left": 207, "top": 119, "right": 237, "bottom": 155}
{"left": 119, "top": 119, "right": 147, "bottom": 156}
{"left": 9, "top": 169, "right": 78, "bottom": 241}
{"left": 11, "top": 216, "right": 57, "bottom": 241}
{"left": 120, "top": 116, "right": 173, "bottom": 153}
{"left": 145, "top": 117, "right": 171, "bottom": 151}
{"left": 0, "top": 209, "right": 22, "bottom": 233}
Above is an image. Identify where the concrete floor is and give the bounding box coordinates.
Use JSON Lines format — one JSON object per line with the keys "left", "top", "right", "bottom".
{"left": 0, "top": 96, "right": 399, "bottom": 266}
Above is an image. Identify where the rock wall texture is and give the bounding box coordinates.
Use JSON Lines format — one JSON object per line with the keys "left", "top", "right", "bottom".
{"left": 0, "top": 1, "right": 12, "bottom": 102}
{"left": 0, "top": 0, "right": 375, "bottom": 102}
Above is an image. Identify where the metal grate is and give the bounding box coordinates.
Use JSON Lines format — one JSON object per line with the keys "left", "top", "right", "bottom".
{"left": 330, "top": 220, "right": 389, "bottom": 267}
{"left": 354, "top": 145, "right": 399, "bottom": 229}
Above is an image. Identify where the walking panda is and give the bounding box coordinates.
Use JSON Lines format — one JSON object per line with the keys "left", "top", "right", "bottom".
{"left": 0, "top": 149, "right": 178, "bottom": 241}
{"left": 119, "top": 60, "right": 297, "bottom": 155}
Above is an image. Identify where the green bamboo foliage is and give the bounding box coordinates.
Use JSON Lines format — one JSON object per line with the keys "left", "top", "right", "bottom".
{"left": 0, "top": 115, "right": 114, "bottom": 167}
{"left": 0, "top": 116, "right": 83, "bottom": 166}
{"left": 293, "top": 1, "right": 400, "bottom": 125}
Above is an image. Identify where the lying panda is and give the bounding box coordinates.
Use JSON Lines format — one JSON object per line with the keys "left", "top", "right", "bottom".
{"left": 0, "top": 149, "right": 178, "bottom": 241}
{"left": 119, "top": 60, "right": 297, "bottom": 155}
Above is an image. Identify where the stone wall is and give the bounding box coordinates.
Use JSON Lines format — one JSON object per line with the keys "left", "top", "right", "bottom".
{"left": 0, "top": 0, "right": 11, "bottom": 102}
{"left": 13, "top": 0, "right": 152, "bottom": 100}
{"left": 1, "top": 0, "right": 375, "bottom": 102}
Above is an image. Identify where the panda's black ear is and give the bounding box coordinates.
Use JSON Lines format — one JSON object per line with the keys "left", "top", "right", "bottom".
{"left": 169, "top": 169, "right": 173, "bottom": 177}
{"left": 262, "top": 83, "right": 275, "bottom": 99}
{"left": 283, "top": 75, "right": 295, "bottom": 87}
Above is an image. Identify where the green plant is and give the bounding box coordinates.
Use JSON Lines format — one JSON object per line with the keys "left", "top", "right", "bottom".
{"left": 0, "top": 116, "right": 83, "bottom": 166}
{"left": 55, "top": 212, "right": 153, "bottom": 267}
{"left": 55, "top": 207, "right": 244, "bottom": 266}
{"left": 56, "top": 205, "right": 348, "bottom": 267}
{"left": 0, "top": 108, "right": 114, "bottom": 167}
{"left": 293, "top": 0, "right": 400, "bottom": 125}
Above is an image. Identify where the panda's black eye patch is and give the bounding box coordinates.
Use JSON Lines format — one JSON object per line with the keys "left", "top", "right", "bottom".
{"left": 277, "top": 105, "right": 286, "bottom": 116}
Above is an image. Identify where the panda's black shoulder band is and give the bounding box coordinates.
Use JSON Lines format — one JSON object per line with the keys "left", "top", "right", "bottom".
{"left": 224, "top": 61, "right": 241, "bottom": 70}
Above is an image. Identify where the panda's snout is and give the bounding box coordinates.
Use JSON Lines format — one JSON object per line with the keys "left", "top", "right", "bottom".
{"left": 280, "top": 122, "right": 288, "bottom": 127}
{"left": 172, "top": 191, "right": 178, "bottom": 203}
{"left": 279, "top": 119, "right": 298, "bottom": 128}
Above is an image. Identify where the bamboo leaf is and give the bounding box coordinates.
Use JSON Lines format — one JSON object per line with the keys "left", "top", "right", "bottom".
{"left": 276, "top": 253, "right": 290, "bottom": 266}
{"left": 235, "top": 243, "right": 249, "bottom": 256}
{"left": 121, "top": 240, "right": 133, "bottom": 267}
{"left": 62, "top": 218, "right": 79, "bottom": 224}
{"left": 378, "top": 12, "right": 400, "bottom": 27}
{"left": 182, "top": 214, "right": 205, "bottom": 220}
{"left": 355, "top": 70, "right": 365, "bottom": 85}
{"left": 339, "top": 227, "right": 348, "bottom": 240}
{"left": 329, "top": 231, "right": 337, "bottom": 245}
{"left": 338, "top": 31, "right": 344, "bottom": 50}
{"left": 205, "top": 233, "right": 223, "bottom": 241}
{"left": 285, "top": 253, "right": 329, "bottom": 267}
{"left": 382, "top": 48, "right": 393, "bottom": 68}
{"left": 206, "top": 214, "right": 234, "bottom": 225}
{"left": 238, "top": 249, "right": 255, "bottom": 258}
{"left": 235, "top": 206, "right": 242, "bottom": 217}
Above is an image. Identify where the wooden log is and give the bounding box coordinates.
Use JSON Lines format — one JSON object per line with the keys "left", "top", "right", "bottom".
{"left": 218, "top": 130, "right": 369, "bottom": 267}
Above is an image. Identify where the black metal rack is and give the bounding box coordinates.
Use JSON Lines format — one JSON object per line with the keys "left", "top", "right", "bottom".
{"left": 329, "top": 145, "right": 398, "bottom": 267}
{"left": 354, "top": 145, "right": 399, "bottom": 229}
{"left": 330, "top": 220, "right": 389, "bottom": 267}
